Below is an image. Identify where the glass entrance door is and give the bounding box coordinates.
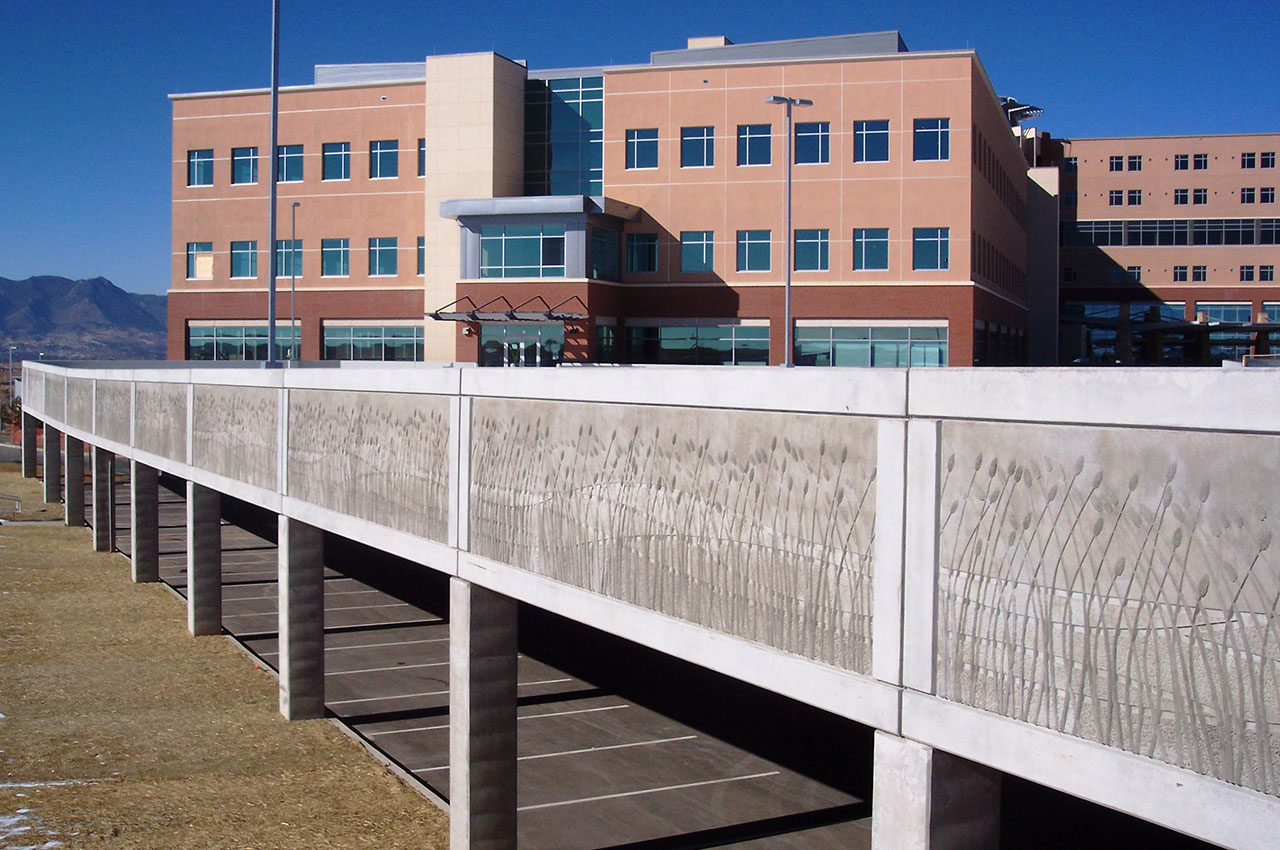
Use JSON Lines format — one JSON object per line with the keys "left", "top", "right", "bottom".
{"left": 479, "top": 323, "right": 565, "bottom": 367}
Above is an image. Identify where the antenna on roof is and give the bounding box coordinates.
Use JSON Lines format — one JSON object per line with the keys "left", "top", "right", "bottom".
{"left": 999, "top": 96, "right": 1043, "bottom": 127}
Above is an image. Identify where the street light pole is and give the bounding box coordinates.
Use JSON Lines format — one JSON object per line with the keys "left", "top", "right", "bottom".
{"left": 8, "top": 345, "right": 15, "bottom": 403}
{"left": 766, "top": 95, "right": 812, "bottom": 367}
{"left": 290, "top": 201, "right": 299, "bottom": 361}
{"left": 266, "top": 0, "right": 281, "bottom": 367}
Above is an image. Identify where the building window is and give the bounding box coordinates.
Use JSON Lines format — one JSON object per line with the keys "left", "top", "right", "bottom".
{"left": 853, "top": 228, "right": 889, "bottom": 271}
{"left": 794, "top": 229, "right": 829, "bottom": 271}
{"left": 524, "top": 75, "right": 604, "bottom": 196}
{"left": 590, "top": 228, "right": 620, "bottom": 280}
{"left": 795, "top": 324, "right": 948, "bottom": 368}
{"left": 1107, "top": 155, "right": 1123, "bottom": 172}
{"left": 322, "top": 142, "right": 350, "bottom": 180}
{"left": 186, "top": 242, "right": 213, "bottom": 279}
{"left": 231, "top": 147, "right": 258, "bottom": 184}
{"left": 912, "top": 227, "right": 949, "bottom": 271}
{"left": 1174, "top": 154, "right": 1189, "bottom": 170}
{"left": 1173, "top": 188, "right": 1189, "bottom": 205}
{"left": 1128, "top": 189, "right": 1142, "bottom": 205}
{"left": 1243, "top": 152, "right": 1257, "bottom": 169}
{"left": 1194, "top": 153, "right": 1208, "bottom": 170}
{"left": 737, "top": 124, "right": 771, "bottom": 166}
{"left": 368, "top": 237, "right": 397, "bottom": 276}
{"left": 1261, "top": 265, "right": 1276, "bottom": 282}
{"left": 1063, "top": 266, "right": 1077, "bottom": 283}
{"left": 370, "top": 140, "right": 398, "bottom": 178}
{"left": 1063, "top": 156, "right": 1078, "bottom": 172}
{"left": 680, "top": 230, "right": 714, "bottom": 272}
{"left": 736, "top": 230, "right": 771, "bottom": 271}
{"left": 321, "top": 238, "right": 349, "bottom": 277}
{"left": 1173, "top": 265, "right": 1188, "bottom": 282}
{"left": 275, "top": 144, "right": 303, "bottom": 182}
{"left": 479, "top": 224, "right": 565, "bottom": 278}
{"left": 626, "top": 233, "right": 658, "bottom": 273}
{"left": 417, "top": 236, "right": 425, "bottom": 276}
{"left": 187, "top": 149, "right": 213, "bottom": 186}
{"left": 418, "top": 138, "right": 426, "bottom": 177}
{"left": 1262, "top": 187, "right": 1276, "bottom": 204}
{"left": 1241, "top": 265, "right": 1256, "bottom": 282}
{"left": 680, "top": 126, "right": 714, "bottom": 168}
{"left": 324, "top": 325, "right": 424, "bottom": 362}
{"left": 795, "top": 122, "right": 830, "bottom": 164}
{"left": 1192, "top": 265, "right": 1207, "bottom": 282}
{"left": 1243, "top": 187, "right": 1257, "bottom": 204}
{"left": 625, "top": 323, "right": 769, "bottom": 366}
{"left": 913, "top": 118, "right": 949, "bottom": 161}
{"left": 1127, "top": 266, "right": 1142, "bottom": 283}
{"left": 1128, "top": 155, "right": 1142, "bottom": 171}
{"left": 1263, "top": 152, "right": 1277, "bottom": 168}
{"left": 1109, "top": 190, "right": 1124, "bottom": 206}
{"left": 1106, "top": 268, "right": 1125, "bottom": 284}
{"left": 626, "top": 128, "right": 659, "bottom": 169}
{"left": 229, "top": 241, "right": 257, "bottom": 278}
{"left": 1062, "top": 191, "right": 1078, "bottom": 207}
{"left": 275, "top": 240, "right": 301, "bottom": 277}
{"left": 187, "top": 325, "right": 297, "bottom": 362}
{"left": 854, "top": 120, "right": 890, "bottom": 162}
{"left": 1193, "top": 188, "right": 1208, "bottom": 204}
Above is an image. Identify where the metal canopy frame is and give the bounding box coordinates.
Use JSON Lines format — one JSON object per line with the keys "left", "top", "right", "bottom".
{"left": 428, "top": 294, "right": 588, "bottom": 323}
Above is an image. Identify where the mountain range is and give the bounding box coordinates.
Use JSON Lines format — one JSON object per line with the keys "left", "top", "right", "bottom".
{"left": 0, "top": 276, "right": 166, "bottom": 361}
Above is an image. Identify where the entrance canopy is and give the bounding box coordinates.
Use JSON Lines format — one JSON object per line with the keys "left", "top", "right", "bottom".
{"left": 428, "top": 294, "right": 588, "bottom": 323}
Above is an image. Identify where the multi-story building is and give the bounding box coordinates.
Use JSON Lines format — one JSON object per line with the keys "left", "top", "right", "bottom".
{"left": 1043, "top": 133, "right": 1280, "bottom": 364}
{"left": 169, "top": 32, "right": 1055, "bottom": 367}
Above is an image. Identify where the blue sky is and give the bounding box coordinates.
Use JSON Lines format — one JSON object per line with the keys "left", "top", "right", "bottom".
{"left": 2, "top": 0, "right": 1276, "bottom": 295}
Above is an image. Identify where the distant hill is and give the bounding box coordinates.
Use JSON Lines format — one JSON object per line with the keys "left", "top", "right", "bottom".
{"left": 0, "top": 276, "right": 166, "bottom": 361}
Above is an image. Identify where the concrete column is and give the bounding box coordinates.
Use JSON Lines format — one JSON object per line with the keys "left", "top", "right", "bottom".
{"left": 278, "top": 516, "right": 325, "bottom": 720}
{"left": 91, "top": 447, "right": 115, "bottom": 552}
{"left": 64, "top": 436, "right": 85, "bottom": 526}
{"left": 21, "top": 412, "right": 37, "bottom": 478}
{"left": 42, "top": 425, "right": 61, "bottom": 504}
{"left": 450, "top": 577, "right": 518, "bottom": 850}
{"left": 186, "top": 482, "right": 222, "bottom": 636}
{"left": 130, "top": 461, "right": 159, "bottom": 583}
{"left": 871, "top": 732, "right": 1001, "bottom": 850}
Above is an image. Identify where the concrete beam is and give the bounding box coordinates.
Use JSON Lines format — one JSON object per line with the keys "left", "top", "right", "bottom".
{"left": 278, "top": 517, "right": 325, "bottom": 720}
{"left": 64, "top": 436, "right": 85, "bottom": 527}
{"left": 91, "top": 447, "right": 115, "bottom": 552}
{"left": 186, "top": 482, "right": 222, "bottom": 636}
{"left": 21, "top": 412, "right": 37, "bottom": 478}
{"left": 42, "top": 425, "right": 61, "bottom": 505}
{"left": 449, "top": 577, "right": 518, "bottom": 850}
{"left": 130, "top": 461, "right": 159, "bottom": 583}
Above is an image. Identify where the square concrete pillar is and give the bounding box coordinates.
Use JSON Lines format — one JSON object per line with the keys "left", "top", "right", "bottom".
{"left": 42, "top": 425, "right": 61, "bottom": 504}
{"left": 450, "top": 577, "right": 518, "bottom": 850}
{"left": 130, "top": 461, "right": 160, "bottom": 583}
{"left": 872, "top": 732, "right": 1001, "bottom": 850}
{"left": 65, "top": 436, "right": 85, "bottom": 526}
{"left": 186, "top": 482, "right": 222, "bottom": 636}
{"left": 279, "top": 517, "right": 325, "bottom": 720}
{"left": 91, "top": 447, "right": 115, "bottom": 552}
{"left": 21, "top": 412, "right": 37, "bottom": 478}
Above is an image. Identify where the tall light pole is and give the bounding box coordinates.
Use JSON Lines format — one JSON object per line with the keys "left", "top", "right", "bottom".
{"left": 265, "top": 0, "right": 281, "bottom": 367}
{"left": 766, "top": 94, "right": 812, "bottom": 367}
{"left": 7, "top": 345, "right": 15, "bottom": 403}
{"left": 290, "top": 201, "right": 299, "bottom": 361}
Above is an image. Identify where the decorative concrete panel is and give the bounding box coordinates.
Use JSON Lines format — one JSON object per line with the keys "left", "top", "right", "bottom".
{"left": 470, "top": 399, "right": 878, "bottom": 672}
{"left": 288, "top": 389, "right": 449, "bottom": 540}
{"left": 135, "top": 383, "right": 188, "bottom": 462}
{"left": 191, "top": 384, "right": 277, "bottom": 491}
{"left": 66, "top": 377, "right": 93, "bottom": 431}
{"left": 26, "top": 369, "right": 45, "bottom": 415}
{"left": 936, "top": 420, "right": 1280, "bottom": 796}
{"left": 44, "top": 373, "right": 65, "bottom": 422}
{"left": 94, "top": 380, "right": 131, "bottom": 445}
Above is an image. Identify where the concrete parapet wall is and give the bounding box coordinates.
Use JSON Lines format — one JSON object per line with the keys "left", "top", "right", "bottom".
{"left": 192, "top": 384, "right": 277, "bottom": 492}
{"left": 94, "top": 380, "right": 132, "bottom": 446}
{"left": 66, "top": 377, "right": 92, "bottom": 431}
{"left": 135, "top": 383, "right": 188, "bottom": 461}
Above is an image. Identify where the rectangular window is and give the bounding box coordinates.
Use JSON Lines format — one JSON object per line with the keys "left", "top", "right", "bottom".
{"left": 590, "top": 229, "right": 620, "bottom": 280}
{"left": 1174, "top": 188, "right": 1189, "bottom": 205}
{"left": 679, "top": 230, "right": 713, "bottom": 272}
{"left": 853, "top": 228, "right": 889, "bottom": 271}
{"left": 912, "top": 227, "right": 949, "bottom": 270}
{"left": 323, "top": 325, "right": 424, "bottom": 362}
{"left": 275, "top": 240, "right": 301, "bottom": 277}
{"left": 187, "top": 149, "right": 213, "bottom": 186}
{"left": 229, "top": 241, "right": 257, "bottom": 278}
{"left": 1063, "top": 156, "right": 1078, "bottom": 172}
{"left": 187, "top": 325, "right": 297, "bottom": 362}
{"left": 1194, "top": 153, "right": 1208, "bottom": 170}
{"left": 1174, "top": 154, "right": 1189, "bottom": 170}
{"left": 1243, "top": 187, "right": 1257, "bottom": 203}
{"left": 321, "top": 238, "right": 349, "bottom": 277}
{"left": 1192, "top": 265, "right": 1207, "bottom": 282}
{"left": 737, "top": 124, "right": 771, "bottom": 166}
{"left": 1109, "top": 190, "right": 1123, "bottom": 206}
{"left": 231, "top": 147, "right": 257, "bottom": 184}
{"left": 794, "top": 229, "right": 829, "bottom": 271}
{"left": 1243, "top": 152, "right": 1257, "bottom": 169}
{"left": 626, "top": 128, "right": 658, "bottom": 169}
{"left": 1173, "top": 266, "right": 1188, "bottom": 282}
{"left": 1127, "top": 265, "right": 1142, "bottom": 283}
{"left": 854, "top": 120, "right": 890, "bottom": 162}
{"left": 418, "top": 138, "right": 426, "bottom": 177}
{"left": 417, "top": 236, "right": 425, "bottom": 275}
{"left": 1264, "top": 152, "right": 1277, "bottom": 168}
{"left": 1128, "top": 189, "right": 1142, "bottom": 205}
{"left": 370, "top": 140, "right": 398, "bottom": 178}
{"left": 680, "top": 126, "right": 714, "bottom": 168}
{"left": 625, "top": 323, "right": 769, "bottom": 366}
{"left": 1128, "top": 155, "right": 1142, "bottom": 171}
{"left": 1261, "top": 265, "right": 1276, "bottom": 282}
{"left": 276, "top": 144, "right": 303, "bottom": 182}
{"left": 794, "top": 324, "right": 948, "bottom": 368}
{"left": 479, "top": 224, "right": 566, "bottom": 278}
{"left": 913, "top": 118, "right": 949, "bottom": 161}
{"left": 1262, "top": 187, "right": 1276, "bottom": 204}
{"left": 1241, "top": 265, "right": 1256, "bottom": 282}
{"left": 369, "top": 237, "right": 397, "bottom": 276}
{"left": 736, "top": 230, "right": 771, "bottom": 271}
{"left": 1108, "top": 155, "right": 1124, "bottom": 172}
{"left": 795, "top": 122, "right": 830, "bottom": 164}
{"left": 322, "top": 142, "right": 350, "bottom": 180}
{"left": 1063, "top": 266, "right": 1077, "bottom": 283}
{"left": 1193, "top": 188, "right": 1208, "bottom": 204}
{"left": 625, "top": 232, "right": 658, "bottom": 273}
{"left": 186, "top": 242, "right": 213, "bottom": 279}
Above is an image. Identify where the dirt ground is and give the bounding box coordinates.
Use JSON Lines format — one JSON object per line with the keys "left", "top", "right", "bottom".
{"left": 0, "top": 464, "right": 449, "bottom": 849}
